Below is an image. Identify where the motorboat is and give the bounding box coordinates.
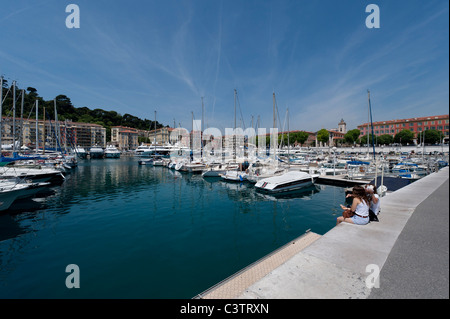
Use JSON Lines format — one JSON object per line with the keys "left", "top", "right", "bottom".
{"left": 183, "top": 161, "right": 206, "bottom": 173}
{"left": 104, "top": 145, "right": 121, "bottom": 158}
{"left": 246, "top": 162, "right": 287, "bottom": 183}
{"left": 0, "top": 165, "right": 65, "bottom": 184}
{"left": 254, "top": 171, "right": 318, "bottom": 193}
{"left": 392, "top": 162, "right": 427, "bottom": 176}
{"left": 134, "top": 143, "right": 153, "bottom": 157}
{"left": 202, "top": 163, "right": 239, "bottom": 178}
{"left": 0, "top": 180, "right": 51, "bottom": 212}
{"left": 89, "top": 146, "right": 104, "bottom": 159}
{"left": 138, "top": 158, "right": 153, "bottom": 165}
{"left": 74, "top": 146, "right": 88, "bottom": 159}
{"left": 138, "top": 155, "right": 164, "bottom": 166}
{"left": 220, "top": 170, "right": 248, "bottom": 182}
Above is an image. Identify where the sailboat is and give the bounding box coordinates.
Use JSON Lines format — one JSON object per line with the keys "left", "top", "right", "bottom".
{"left": 138, "top": 111, "right": 165, "bottom": 166}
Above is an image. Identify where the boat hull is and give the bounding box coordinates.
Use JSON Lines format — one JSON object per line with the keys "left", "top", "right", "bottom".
{"left": 255, "top": 178, "right": 313, "bottom": 193}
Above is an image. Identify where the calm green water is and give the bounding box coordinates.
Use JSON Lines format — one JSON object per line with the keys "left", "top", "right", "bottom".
{"left": 0, "top": 157, "right": 344, "bottom": 298}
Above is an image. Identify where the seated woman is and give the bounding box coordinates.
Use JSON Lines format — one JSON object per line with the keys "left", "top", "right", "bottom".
{"left": 365, "top": 184, "right": 380, "bottom": 217}
{"left": 336, "top": 185, "right": 370, "bottom": 225}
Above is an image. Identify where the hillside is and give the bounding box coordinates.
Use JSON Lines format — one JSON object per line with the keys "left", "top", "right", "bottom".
{"left": 1, "top": 79, "right": 164, "bottom": 141}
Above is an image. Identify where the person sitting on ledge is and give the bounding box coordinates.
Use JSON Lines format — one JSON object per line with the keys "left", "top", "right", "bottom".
{"left": 365, "top": 184, "right": 380, "bottom": 219}
{"left": 336, "top": 185, "right": 370, "bottom": 225}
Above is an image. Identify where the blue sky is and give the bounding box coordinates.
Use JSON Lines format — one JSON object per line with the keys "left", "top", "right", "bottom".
{"left": 1, "top": 0, "right": 448, "bottom": 133}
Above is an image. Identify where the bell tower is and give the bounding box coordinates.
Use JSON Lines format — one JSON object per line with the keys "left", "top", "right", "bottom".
{"left": 338, "top": 119, "right": 347, "bottom": 134}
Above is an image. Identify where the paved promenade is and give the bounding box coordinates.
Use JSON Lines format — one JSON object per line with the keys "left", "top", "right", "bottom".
{"left": 369, "top": 172, "right": 449, "bottom": 298}
{"left": 200, "top": 166, "right": 449, "bottom": 299}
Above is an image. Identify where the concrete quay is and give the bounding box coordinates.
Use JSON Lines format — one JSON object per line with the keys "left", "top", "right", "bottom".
{"left": 199, "top": 166, "right": 449, "bottom": 299}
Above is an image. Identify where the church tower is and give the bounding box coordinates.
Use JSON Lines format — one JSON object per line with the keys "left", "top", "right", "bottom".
{"left": 338, "top": 119, "right": 347, "bottom": 134}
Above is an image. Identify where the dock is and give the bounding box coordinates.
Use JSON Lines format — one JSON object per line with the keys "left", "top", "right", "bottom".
{"left": 316, "top": 175, "right": 369, "bottom": 187}
{"left": 196, "top": 166, "right": 449, "bottom": 299}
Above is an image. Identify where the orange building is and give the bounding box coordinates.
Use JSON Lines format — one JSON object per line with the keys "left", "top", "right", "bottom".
{"left": 357, "top": 114, "right": 449, "bottom": 142}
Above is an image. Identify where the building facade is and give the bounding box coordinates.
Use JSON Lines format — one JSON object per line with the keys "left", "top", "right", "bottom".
{"left": 1, "top": 117, "right": 106, "bottom": 150}
{"left": 357, "top": 114, "right": 449, "bottom": 142}
{"left": 111, "top": 126, "right": 138, "bottom": 151}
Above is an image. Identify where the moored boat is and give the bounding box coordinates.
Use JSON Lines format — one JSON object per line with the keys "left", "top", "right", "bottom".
{"left": 254, "top": 171, "right": 318, "bottom": 193}
{"left": 89, "top": 146, "right": 104, "bottom": 159}
{"left": 104, "top": 145, "right": 121, "bottom": 158}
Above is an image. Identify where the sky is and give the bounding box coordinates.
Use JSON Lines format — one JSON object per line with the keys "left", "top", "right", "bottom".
{"left": 0, "top": 0, "right": 448, "bottom": 134}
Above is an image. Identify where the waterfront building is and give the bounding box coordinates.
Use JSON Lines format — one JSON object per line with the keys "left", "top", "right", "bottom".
{"left": 357, "top": 114, "right": 449, "bottom": 143}
{"left": 111, "top": 126, "right": 138, "bottom": 151}
{"left": 1, "top": 116, "right": 106, "bottom": 150}
{"left": 147, "top": 127, "right": 174, "bottom": 145}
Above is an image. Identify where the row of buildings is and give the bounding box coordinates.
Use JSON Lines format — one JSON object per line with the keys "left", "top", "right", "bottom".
{"left": 0, "top": 117, "right": 171, "bottom": 152}
{"left": 357, "top": 114, "right": 449, "bottom": 142}
{"left": 1, "top": 114, "right": 448, "bottom": 152}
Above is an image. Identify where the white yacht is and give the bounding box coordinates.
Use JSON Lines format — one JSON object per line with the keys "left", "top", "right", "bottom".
{"left": 254, "top": 171, "right": 318, "bottom": 193}
{"left": 134, "top": 143, "right": 153, "bottom": 157}
{"left": 0, "top": 180, "right": 51, "bottom": 212}
{"left": 0, "top": 165, "right": 65, "bottom": 184}
{"left": 89, "top": 146, "right": 104, "bottom": 159}
{"left": 104, "top": 145, "right": 121, "bottom": 158}
{"left": 74, "top": 146, "right": 88, "bottom": 159}
{"left": 246, "top": 162, "right": 287, "bottom": 183}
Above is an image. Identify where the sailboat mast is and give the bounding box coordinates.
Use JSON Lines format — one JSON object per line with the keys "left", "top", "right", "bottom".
{"left": 54, "top": 99, "right": 59, "bottom": 152}
{"left": 272, "top": 92, "right": 277, "bottom": 165}
{"left": 367, "top": 91, "right": 370, "bottom": 157}
{"left": 234, "top": 89, "right": 237, "bottom": 162}
{"left": 36, "top": 100, "right": 39, "bottom": 154}
{"left": 12, "top": 81, "right": 16, "bottom": 153}
{"left": 201, "top": 97, "right": 204, "bottom": 157}
{"left": 43, "top": 107, "right": 46, "bottom": 154}
{"left": 368, "top": 90, "right": 376, "bottom": 160}
{"left": 287, "top": 107, "right": 290, "bottom": 168}
{"left": 20, "top": 89, "right": 24, "bottom": 150}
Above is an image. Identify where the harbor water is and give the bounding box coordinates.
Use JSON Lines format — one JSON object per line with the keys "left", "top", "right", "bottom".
{"left": 0, "top": 157, "right": 345, "bottom": 298}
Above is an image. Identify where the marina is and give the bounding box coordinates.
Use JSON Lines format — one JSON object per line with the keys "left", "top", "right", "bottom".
{"left": 0, "top": 0, "right": 448, "bottom": 303}
{"left": 0, "top": 147, "right": 448, "bottom": 298}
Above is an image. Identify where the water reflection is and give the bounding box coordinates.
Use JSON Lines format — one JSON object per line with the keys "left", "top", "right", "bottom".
{"left": 0, "top": 158, "right": 345, "bottom": 298}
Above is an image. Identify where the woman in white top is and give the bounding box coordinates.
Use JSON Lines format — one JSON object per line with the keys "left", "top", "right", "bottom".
{"left": 337, "top": 186, "right": 370, "bottom": 225}
{"left": 366, "top": 184, "right": 381, "bottom": 215}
